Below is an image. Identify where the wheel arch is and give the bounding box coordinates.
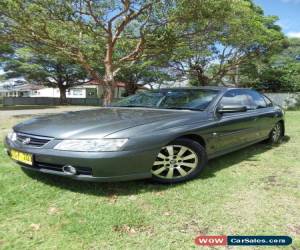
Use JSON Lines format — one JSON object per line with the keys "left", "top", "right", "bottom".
{"left": 278, "top": 119, "right": 285, "bottom": 136}
{"left": 175, "top": 134, "right": 206, "bottom": 148}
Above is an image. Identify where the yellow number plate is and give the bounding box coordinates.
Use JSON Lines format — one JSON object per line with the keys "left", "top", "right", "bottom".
{"left": 10, "top": 149, "right": 33, "bottom": 165}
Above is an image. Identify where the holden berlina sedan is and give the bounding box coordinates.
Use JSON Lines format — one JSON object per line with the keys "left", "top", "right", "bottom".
{"left": 5, "top": 87, "right": 284, "bottom": 184}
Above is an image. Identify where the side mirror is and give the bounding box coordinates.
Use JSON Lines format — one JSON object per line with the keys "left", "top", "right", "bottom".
{"left": 217, "top": 105, "right": 247, "bottom": 114}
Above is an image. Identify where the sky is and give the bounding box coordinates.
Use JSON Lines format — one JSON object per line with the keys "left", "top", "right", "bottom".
{"left": 254, "top": 0, "right": 300, "bottom": 37}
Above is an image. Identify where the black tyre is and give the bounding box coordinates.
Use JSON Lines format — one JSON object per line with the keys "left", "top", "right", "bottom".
{"left": 151, "top": 138, "right": 207, "bottom": 184}
{"left": 268, "top": 122, "right": 283, "bottom": 144}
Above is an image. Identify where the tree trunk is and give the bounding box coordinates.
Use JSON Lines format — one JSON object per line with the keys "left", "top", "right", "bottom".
{"left": 103, "top": 42, "right": 116, "bottom": 106}
{"left": 101, "top": 83, "right": 114, "bottom": 106}
{"left": 191, "top": 65, "right": 209, "bottom": 86}
{"left": 58, "top": 85, "right": 68, "bottom": 105}
{"left": 196, "top": 70, "right": 209, "bottom": 86}
{"left": 124, "top": 82, "right": 138, "bottom": 97}
{"left": 103, "top": 39, "right": 113, "bottom": 105}
{"left": 234, "top": 64, "right": 240, "bottom": 87}
{"left": 102, "top": 63, "right": 116, "bottom": 106}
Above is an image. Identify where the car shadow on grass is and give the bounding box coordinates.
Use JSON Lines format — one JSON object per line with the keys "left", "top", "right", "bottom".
{"left": 22, "top": 168, "right": 173, "bottom": 196}
{"left": 201, "top": 135, "right": 290, "bottom": 179}
{"left": 22, "top": 136, "right": 290, "bottom": 196}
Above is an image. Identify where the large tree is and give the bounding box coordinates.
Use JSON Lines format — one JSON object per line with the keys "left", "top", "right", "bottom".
{"left": 239, "top": 38, "right": 300, "bottom": 92}
{"left": 1, "top": 47, "right": 88, "bottom": 103}
{"left": 116, "top": 60, "right": 176, "bottom": 95}
{"left": 167, "top": 0, "right": 285, "bottom": 86}
{"left": 0, "top": 0, "right": 172, "bottom": 105}
{"left": 0, "top": 0, "right": 286, "bottom": 102}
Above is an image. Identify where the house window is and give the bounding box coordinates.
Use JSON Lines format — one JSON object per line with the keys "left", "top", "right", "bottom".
{"left": 72, "top": 89, "right": 83, "bottom": 96}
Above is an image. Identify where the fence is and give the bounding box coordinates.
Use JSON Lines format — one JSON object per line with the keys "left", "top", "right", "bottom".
{"left": 2, "top": 93, "right": 300, "bottom": 109}
{"left": 3, "top": 97, "right": 101, "bottom": 106}
{"left": 265, "top": 92, "right": 300, "bottom": 109}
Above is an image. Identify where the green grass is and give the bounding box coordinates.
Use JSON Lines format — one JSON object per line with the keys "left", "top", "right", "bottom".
{"left": 0, "top": 112, "right": 300, "bottom": 249}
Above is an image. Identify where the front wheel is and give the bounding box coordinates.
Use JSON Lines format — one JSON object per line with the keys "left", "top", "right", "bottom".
{"left": 151, "top": 138, "right": 207, "bottom": 184}
{"left": 268, "top": 122, "right": 283, "bottom": 144}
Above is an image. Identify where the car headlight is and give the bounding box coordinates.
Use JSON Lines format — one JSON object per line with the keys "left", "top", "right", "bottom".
{"left": 7, "top": 129, "right": 17, "bottom": 141}
{"left": 53, "top": 139, "right": 128, "bottom": 152}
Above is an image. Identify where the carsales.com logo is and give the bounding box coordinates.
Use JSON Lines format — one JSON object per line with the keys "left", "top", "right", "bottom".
{"left": 194, "top": 235, "right": 292, "bottom": 246}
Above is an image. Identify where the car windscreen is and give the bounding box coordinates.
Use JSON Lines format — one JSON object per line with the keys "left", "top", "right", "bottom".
{"left": 112, "top": 89, "right": 219, "bottom": 111}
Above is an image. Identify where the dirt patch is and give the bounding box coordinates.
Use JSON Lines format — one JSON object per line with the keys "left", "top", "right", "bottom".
{"left": 260, "top": 175, "right": 299, "bottom": 190}
{"left": 179, "top": 219, "right": 209, "bottom": 234}
{"left": 287, "top": 224, "right": 300, "bottom": 235}
{"left": 113, "top": 224, "right": 154, "bottom": 236}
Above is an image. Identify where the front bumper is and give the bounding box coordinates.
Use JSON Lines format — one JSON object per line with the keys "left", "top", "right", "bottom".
{"left": 4, "top": 137, "right": 158, "bottom": 182}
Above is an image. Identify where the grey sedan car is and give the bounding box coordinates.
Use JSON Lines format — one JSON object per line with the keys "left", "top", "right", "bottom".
{"left": 5, "top": 87, "right": 284, "bottom": 183}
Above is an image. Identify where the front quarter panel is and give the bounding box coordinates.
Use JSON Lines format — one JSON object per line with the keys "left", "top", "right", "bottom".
{"left": 105, "top": 114, "right": 219, "bottom": 156}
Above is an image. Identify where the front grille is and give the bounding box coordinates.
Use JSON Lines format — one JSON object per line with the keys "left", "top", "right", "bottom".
{"left": 35, "top": 161, "right": 93, "bottom": 176}
{"left": 16, "top": 133, "right": 53, "bottom": 147}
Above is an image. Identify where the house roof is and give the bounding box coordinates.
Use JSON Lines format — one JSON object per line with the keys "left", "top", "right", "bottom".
{"left": 0, "top": 83, "right": 44, "bottom": 92}
{"left": 85, "top": 80, "right": 147, "bottom": 89}
{"left": 17, "top": 84, "right": 44, "bottom": 91}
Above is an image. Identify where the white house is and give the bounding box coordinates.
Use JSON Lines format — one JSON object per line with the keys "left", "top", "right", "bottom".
{"left": 0, "top": 81, "right": 146, "bottom": 99}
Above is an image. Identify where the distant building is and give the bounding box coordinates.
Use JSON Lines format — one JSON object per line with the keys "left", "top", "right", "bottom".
{"left": 0, "top": 81, "right": 147, "bottom": 99}
{"left": 0, "top": 83, "right": 43, "bottom": 97}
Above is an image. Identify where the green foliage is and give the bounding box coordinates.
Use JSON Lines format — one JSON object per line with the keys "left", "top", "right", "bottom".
{"left": 0, "top": 0, "right": 290, "bottom": 95}
{"left": 0, "top": 0, "right": 106, "bottom": 67}
{"left": 167, "top": 0, "right": 285, "bottom": 86}
{"left": 0, "top": 1, "right": 165, "bottom": 72}
{"left": 115, "top": 62, "right": 175, "bottom": 95}
{"left": 3, "top": 47, "right": 86, "bottom": 86}
{"left": 240, "top": 38, "right": 300, "bottom": 92}
{"left": 1, "top": 46, "right": 88, "bottom": 103}
{"left": 0, "top": 0, "right": 173, "bottom": 103}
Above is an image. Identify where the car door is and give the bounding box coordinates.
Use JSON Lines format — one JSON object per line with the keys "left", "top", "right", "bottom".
{"left": 212, "top": 89, "right": 260, "bottom": 153}
{"left": 245, "top": 90, "right": 276, "bottom": 139}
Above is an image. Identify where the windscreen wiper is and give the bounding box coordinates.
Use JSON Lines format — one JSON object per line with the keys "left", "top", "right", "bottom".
{"left": 162, "top": 107, "right": 204, "bottom": 111}
{"left": 112, "top": 105, "right": 153, "bottom": 108}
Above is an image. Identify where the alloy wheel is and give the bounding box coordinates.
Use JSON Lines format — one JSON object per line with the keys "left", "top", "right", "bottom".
{"left": 151, "top": 145, "right": 199, "bottom": 179}
{"left": 272, "top": 123, "right": 282, "bottom": 142}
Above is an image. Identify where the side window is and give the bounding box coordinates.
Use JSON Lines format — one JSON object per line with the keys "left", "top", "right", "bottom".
{"left": 246, "top": 90, "right": 267, "bottom": 109}
{"left": 219, "top": 89, "right": 251, "bottom": 108}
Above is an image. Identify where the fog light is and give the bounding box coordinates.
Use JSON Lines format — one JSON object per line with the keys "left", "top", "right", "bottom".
{"left": 62, "top": 165, "right": 77, "bottom": 175}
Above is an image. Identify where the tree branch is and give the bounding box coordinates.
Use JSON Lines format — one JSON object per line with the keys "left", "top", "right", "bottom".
{"left": 118, "top": 36, "right": 145, "bottom": 63}
{"left": 107, "top": 0, "right": 131, "bottom": 32}
{"left": 84, "top": 0, "right": 109, "bottom": 33}
{"left": 112, "top": 3, "right": 152, "bottom": 46}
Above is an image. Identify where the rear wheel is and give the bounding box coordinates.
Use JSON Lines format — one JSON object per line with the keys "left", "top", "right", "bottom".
{"left": 151, "top": 138, "right": 207, "bottom": 184}
{"left": 268, "top": 122, "right": 283, "bottom": 144}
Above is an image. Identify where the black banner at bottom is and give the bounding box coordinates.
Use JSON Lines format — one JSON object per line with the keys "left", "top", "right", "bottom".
{"left": 227, "top": 236, "right": 292, "bottom": 246}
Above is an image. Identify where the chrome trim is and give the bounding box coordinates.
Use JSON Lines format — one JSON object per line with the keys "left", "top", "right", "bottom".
{"left": 15, "top": 132, "right": 54, "bottom": 148}
{"left": 15, "top": 132, "right": 54, "bottom": 141}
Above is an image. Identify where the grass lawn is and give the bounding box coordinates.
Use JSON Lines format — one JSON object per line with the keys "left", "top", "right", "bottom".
{"left": 0, "top": 111, "right": 299, "bottom": 249}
